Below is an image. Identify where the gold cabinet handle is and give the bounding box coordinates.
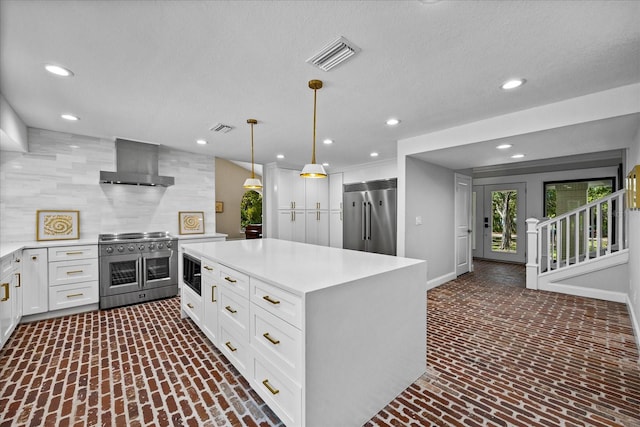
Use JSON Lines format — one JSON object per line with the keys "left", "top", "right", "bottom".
{"left": 66, "top": 293, "right": 84, "bottom": 298}
{"left": 211, "top": 285, "right": 217, "bottom": 303}
{"left": 263, "top": 332, "right": 280, "bottom": 345}
{"left": 203, "top": 265, "right": 214, "bottom": 271}
{"left": 262, "top": 379, "right": 279, "bottom": 395}
{"left": 15, "top": 273, "right": 21, "bottom": 288}
{"left": 1, "top": 283, "right": 9, "bottom": 302}
{"left": 66, "top": 270, "right": 84, "bottom": 275}
{"left": 225, "top": 341, "right": 237, "bottom": 352}
{"left": 187, "top": 303, "right": 194, "bottom": 309}
{"left": 224, "top": 276, "right": 237, "bottom": 283}
{"left": 225, "top": 305, "right": 237, "bottom": 314}
{"left": 262, "top": 295, "right": 280, "bottom": 305}
{"left": 66, "top": 251, "right": 83, "bottom": 255}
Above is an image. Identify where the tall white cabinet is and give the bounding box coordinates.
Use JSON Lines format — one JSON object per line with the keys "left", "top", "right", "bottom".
{"left": 329, "top": 172, "right": 344, "bottom": 248}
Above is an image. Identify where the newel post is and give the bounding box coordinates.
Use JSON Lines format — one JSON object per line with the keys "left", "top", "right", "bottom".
{"left": 526, "top": 218, "right": 540, "bottom": 290}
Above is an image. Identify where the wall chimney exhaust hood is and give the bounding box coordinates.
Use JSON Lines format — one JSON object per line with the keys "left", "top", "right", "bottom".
{"left": 100, "top": 139, "right": 175, "bottom": 187}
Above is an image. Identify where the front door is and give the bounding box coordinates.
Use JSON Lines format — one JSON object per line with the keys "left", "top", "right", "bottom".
{"left": 474, "top": 183, "right": 526, "bottom": 263}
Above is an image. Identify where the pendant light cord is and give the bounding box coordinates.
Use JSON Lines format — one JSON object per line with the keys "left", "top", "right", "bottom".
{"left": 312, "top": 87, "right": 317, "bottom": 165}
{"left": 250, "top": 122, "right": 255, "bottom": 179}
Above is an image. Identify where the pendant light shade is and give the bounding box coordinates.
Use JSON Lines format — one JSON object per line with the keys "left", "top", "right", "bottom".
{"left": 300, "top": 80, "right": 327, "bottom": 178}
{"left": 243, "top": 119, "right": 263, "bottom": 189}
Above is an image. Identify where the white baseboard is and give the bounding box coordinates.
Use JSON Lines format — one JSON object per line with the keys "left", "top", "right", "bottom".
{"left": 20, "top": 303, "right": 99, "bottom": 324}
{"left": 626, "top": 295, "right": 640, "bottom": 361}
{"left": 539, "top": 282, "right": 627, "bottom": 303}
{"left": 427, "top": 272, "right": 457, "bottom": 290}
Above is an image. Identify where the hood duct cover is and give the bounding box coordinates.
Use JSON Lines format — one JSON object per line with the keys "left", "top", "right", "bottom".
{"left": 100, "top": 139, "right": 175, "bottom": 187}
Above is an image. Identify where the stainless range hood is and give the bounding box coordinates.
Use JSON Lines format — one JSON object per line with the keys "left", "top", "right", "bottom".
{"left": 100, "top": 139, "right": 175, "bottom": 187}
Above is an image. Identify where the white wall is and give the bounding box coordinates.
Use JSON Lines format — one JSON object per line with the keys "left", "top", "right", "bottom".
{"left": 0, "top": 93, "right": 28, "bottom": 152}
{"left": 627, "top": 126, "right": 640, "bottom": 349}
{"left": 404, "top": 156, "right": 455, "bottom": 285}
{"left": 342, "top": 159, "right": 396, "bottom": 184}
{"left": 0, "top": 128, "right": 216, "bottom": 243}
{"left": 473, "top": 166, "right": 620, "bottom": 220}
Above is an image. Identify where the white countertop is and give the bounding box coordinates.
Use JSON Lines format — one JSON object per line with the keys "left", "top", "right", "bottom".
{"left": 1, "top": 239, "right": 98, "bottom": 260}
{"left": 181, "top": 238, "right": 426, "bottom": 295}
{"left": 176, "top": 233, "right": 227, "bottom": 241}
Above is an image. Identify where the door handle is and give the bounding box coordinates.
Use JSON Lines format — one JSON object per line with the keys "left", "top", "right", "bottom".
{"left": 368, "top": 202, "right": 372, "bottom": 240}
{"left": 362, "top": 202, "right": 367, "bottom": 241}
{"left": 15, "top": 273, "right": 21, "bottom": 287}
{"left": 1, "top": 283, "right": 9, "bottom": 301}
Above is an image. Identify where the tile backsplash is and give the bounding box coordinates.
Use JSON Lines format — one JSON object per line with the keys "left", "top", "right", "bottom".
{"left": 0, "top": 128, "right": 216, "bottom": 243}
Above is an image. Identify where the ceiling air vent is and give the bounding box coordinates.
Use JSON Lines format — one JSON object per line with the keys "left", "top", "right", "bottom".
{"left": 306, "top": 36, "right": 361, "bottom": 72}
{"left": 209, "top": 123, "right": 234, "bottom": 133}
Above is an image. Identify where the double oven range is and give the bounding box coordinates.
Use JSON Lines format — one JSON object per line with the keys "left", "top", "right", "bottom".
{"left": 99, "top": 232, "right": 178, "bottom": 309}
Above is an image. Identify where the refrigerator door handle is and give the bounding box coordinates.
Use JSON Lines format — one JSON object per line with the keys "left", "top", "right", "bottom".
{"left": 362, "top": 202, "right": 367, "bottom": 241}
{"left": 368, "top": 202, "right": 372, "bottom": 240}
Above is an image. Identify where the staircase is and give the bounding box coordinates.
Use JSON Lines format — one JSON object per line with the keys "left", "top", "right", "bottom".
{"left": 526, "top": 190, "right": 629, "bottom": 302}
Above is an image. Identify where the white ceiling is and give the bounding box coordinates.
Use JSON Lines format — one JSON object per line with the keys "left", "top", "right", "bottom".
{"left": 1, "top": 1, "right": 639, "bottom": 172}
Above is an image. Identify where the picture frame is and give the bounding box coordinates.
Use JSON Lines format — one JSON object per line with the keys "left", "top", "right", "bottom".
{"left": 215, "top": 201, "right": 224, "bottom": 213}
{"left": 178, "top": 211, "right": 205, "bottom": 235}
{"left": 36, "top": 210, "right": 80, "bottom": 241}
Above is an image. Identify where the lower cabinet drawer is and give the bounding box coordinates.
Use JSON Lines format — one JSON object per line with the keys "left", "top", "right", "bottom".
{"left": 49, "top": 259, "right": 98, "bottom": 286}
{"left": 219, "top": 320, "right": 248, "bottom": 375}
{"left": 182, "top": 286, "right": 203, "bottom": 326}
{"left": 252, "top": 355, "right": 301, "bottom": 427}
{"left": 219, "top": 288, "right": 249, "bottom": 336}
{"left": 49, "top": 281, "right": 99, "bottom": 310}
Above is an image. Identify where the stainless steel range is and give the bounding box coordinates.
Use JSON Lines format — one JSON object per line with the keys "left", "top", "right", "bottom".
{"left": 98, "top": 232, "right": 178, "bottom": 309}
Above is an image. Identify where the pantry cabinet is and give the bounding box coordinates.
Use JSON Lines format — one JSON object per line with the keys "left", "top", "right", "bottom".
{"left": 277, "top": 209, "right": 306, "bottom": 243}
{"left": 22, "top": 248, "right": 48, "bottom": 315}
{"left": 0, "top": 250, "right": 22, "bottom": 350}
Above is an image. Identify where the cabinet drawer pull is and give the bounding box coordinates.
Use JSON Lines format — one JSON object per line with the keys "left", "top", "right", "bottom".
{"left": 225, "top": 341, "right": 237, "bottom": 352}
{"left": 211, "top": 285, "right": 217, "bottom": 303}
{"left": 262, "top": 295, "right": 280, "bottom": 305}
{"left": 66, "top": 251, "right": 83, "bottom": 255}
{"left": 15, "top": 273, "right": 21, "bottom": 288}
{"left": 32, "top": 256, "right": 38, "bottom": 261}
{"left": 203, "top": 265, "right": 214, "bottom": 271}
{"left": 66, "top": 270, "right": 84, "bottom": 275}
{"left": 1, "top": 283, "right": 9, "bottom": 301}
{"left": 263, "top": 332, "right": 280, "bottom": 345}
{"left": 187, "top": 303, "right": 194, "bottom": 309}
{"left": 66, "top": 293, "right": 84, "bottom": 298}
{"left": 225, "top": 305, "right": 237, "bottom": 314}
{"left": 224, "top": 276, "right": 237, "bottom": 283}
{"left": 262, "top": 379, "right": 280, "bottom": 395}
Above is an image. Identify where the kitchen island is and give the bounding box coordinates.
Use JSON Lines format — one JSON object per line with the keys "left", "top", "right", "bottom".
{"left": 181, "top": 238, "right": 427, "bottom": 427}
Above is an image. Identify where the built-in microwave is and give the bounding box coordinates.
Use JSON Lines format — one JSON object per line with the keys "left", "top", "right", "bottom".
{"left": 182, "top": 253, "right": 201, "bottom": 295}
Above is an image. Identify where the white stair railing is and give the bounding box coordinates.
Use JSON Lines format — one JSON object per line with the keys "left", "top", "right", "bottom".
{"left": 526, "top": 190, "right": 626, "bottom": 289}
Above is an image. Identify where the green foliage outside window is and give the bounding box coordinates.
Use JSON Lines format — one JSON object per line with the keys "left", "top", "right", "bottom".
{"left": 241, "top": 190, "right": 262, "bottom": 228}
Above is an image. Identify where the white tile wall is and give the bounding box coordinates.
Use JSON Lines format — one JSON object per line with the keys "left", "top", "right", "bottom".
{"left": 0, "top": 128, "right": 216, "bottom": 243}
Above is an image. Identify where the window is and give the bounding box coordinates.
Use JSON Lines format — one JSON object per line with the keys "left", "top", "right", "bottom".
{"left": 544, "top": 178, "right": 614, "bottom": 218}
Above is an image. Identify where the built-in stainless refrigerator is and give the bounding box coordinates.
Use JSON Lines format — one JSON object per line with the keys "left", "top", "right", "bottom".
{"left": 343, "top": 178, "right": 397, "bottom": 256}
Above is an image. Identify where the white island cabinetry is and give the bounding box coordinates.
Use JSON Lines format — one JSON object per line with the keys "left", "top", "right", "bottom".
{"left": 182, "top": 238, "right": 427, "bottom": 427}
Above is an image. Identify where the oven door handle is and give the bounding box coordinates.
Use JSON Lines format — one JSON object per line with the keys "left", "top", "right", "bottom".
{"left": 138, "top": 257, "right": 145, "bottom": 289}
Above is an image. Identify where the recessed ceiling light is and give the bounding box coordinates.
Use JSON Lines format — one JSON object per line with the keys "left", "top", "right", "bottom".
{"left": 276, "top": 154, "right": 285, "bottom": 159}
{"left": 386, "top": 118, "right": 400, "bottom": 126}
{"left": 323, "top": 139, "right": 333, "bottom": 145}
{"left": 496, "top": 144, "right": 512, "bottom": 149}
{"left": 322, "top": 162, "right": 329, "bottom": 167}
{"left": 61, "top": 114, "right": 79, "bottom": 121}
{"left": 501, "top": 79, "right": 526, "bottom": 90}
{"left": 45, "top": 64, "right": 74, "bottom": 77}
{"left": 511, "top": 153, "right": 525, "bottom": 159}
{"left": 196, "top": 139, "right": 207, "bottom": 145}
{"left": 370, "top": 152, "right": 379, "bottom": 157}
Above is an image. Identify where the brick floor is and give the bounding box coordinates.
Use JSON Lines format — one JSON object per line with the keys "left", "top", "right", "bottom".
{"left": 1, "top": 259, "right": 639, "bottom": 426}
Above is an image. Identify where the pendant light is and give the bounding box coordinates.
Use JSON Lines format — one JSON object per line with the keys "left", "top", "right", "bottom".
{"left": 300, "top": 79, "right": 327, "bottom": 178}
{"left": 243, "top": 119, "right": 263, "bottom": 189}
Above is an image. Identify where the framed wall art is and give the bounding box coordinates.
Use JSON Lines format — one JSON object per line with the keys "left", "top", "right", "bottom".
{"left": 36, "top": 210, "right": 80, "bottom": 241}
{"left": 215, "top": 201, "right": 224, "bottom": 213}
{"left": 179, "top": 211, "right": 205, "bottom": 235}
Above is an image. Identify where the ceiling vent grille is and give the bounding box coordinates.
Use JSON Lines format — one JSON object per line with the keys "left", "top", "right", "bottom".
{"left": 306, "top": 36, "right": 361, "bottom": 72}
{"left": 210, "top": 123, "right": 234, "bottom": 133}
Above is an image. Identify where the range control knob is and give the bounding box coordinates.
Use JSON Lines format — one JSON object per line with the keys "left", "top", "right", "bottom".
{"left": 166, "top": 241, "right": 173, "bottom": 248}
{"left": 128, "top": 245, "right": 135, "bottom": 252}
{"left": 105, "top": 247, "right": 114, "bottom": 254}
{"left": 117, "top": 246, "right": 125, "bottom": 252}
{"left": 138, "top": 244, "right": 145, "bottom": 251}
{"left": 148, "top": 243, "right": 155, "bottom": 250}
{"left": 157, "top": 243, "right": 164, "bottom": 249}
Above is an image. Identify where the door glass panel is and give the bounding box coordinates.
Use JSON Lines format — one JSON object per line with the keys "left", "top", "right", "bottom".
{"left": 110, "top": 260, "right": 137, "bottom": 286}
{"left": 146, "top": 257, "right": 170, "bottom": 281}
{"left": 491, "top": 189, "right": 517, "bottom": 253}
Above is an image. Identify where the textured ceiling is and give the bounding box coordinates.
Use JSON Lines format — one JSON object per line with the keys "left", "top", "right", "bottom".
{"left": 1, "top": 1, "right": 639, "bottom": 172}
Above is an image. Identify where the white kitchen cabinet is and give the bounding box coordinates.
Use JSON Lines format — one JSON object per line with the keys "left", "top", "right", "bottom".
{"left": 304, "top": 178, "right": 329, "bottom": 210}
{"left": 22, "top": 248, "right": 48, "bottom": 315}
{"left": 277, "top": 209, "right": 306, "bottom": 243}
{"left": 305, "top": 210, "right": 329, "bottom": 246}
{"left": 0, "top": 250, "right": 22, "bottom": 350}
{"left": 201, "top": 257, "right": 219, "bottom": 345}
{"left": 329, "top": 209, "right": 343, "bottom": 248}
{"left": 329, "top": 172, "right": 344, "bottom": 211}
{"left": 277, "top": 169, "right": 306, "bottom": 210}
{"left": 182, "top": 285, "right": 203, "bottom": 326}
{"left": 47, "top": 245, "right": 98, "bottom": 310}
